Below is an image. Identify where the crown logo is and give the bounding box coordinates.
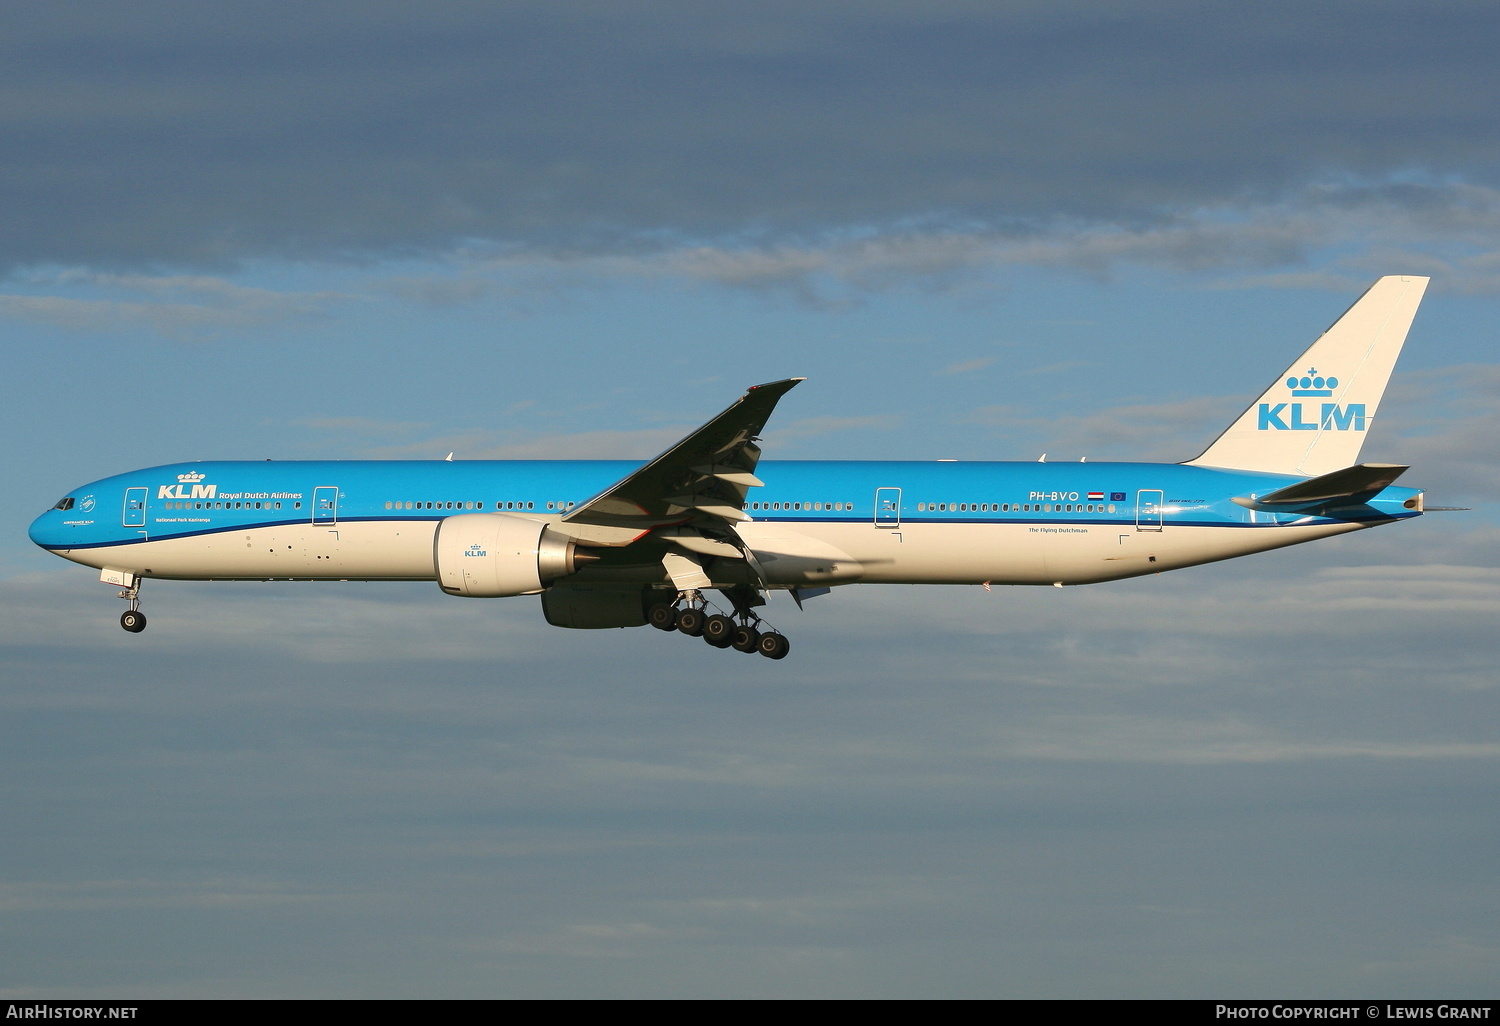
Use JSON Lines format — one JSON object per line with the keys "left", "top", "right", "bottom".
{"left": 1286, "top": 368, "right": 1337, "bottom": 397}
{"left": 177, "top": 471, "right": 206, "bottom": 483}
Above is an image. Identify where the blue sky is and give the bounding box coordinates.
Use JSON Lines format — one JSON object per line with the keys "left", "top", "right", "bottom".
{"left": 2, "top": 1, "right": 1498, "bottom": 997}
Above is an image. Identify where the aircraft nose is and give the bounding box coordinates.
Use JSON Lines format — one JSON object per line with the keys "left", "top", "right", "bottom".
{"left": 29, "top": 509, "right": 56, "bottom": 548}
{"left": 30, "top": 494, "right": 83, "bottom": 550}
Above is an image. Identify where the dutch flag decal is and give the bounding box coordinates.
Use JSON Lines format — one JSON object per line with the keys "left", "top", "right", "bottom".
{"left": 1087, "top": 492, "right": 1104, "bottom": 501}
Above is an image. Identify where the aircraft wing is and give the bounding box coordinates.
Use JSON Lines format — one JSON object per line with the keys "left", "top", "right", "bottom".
{"left": 557, "top": 378, "right": 803, "bottom": 547}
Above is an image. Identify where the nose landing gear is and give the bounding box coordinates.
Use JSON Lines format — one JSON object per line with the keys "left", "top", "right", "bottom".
{"left": 117, "top": 577, "right": 146, "bottom": 633}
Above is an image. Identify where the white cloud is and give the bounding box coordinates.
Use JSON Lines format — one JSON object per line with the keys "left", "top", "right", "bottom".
{"left": 935, "top": 356, "right": 995, "bottom": 376}
{"left": 965, "top": 395, "right": 1240, "bottom": 462}
{"left": 0, "top": 877, "right": 351, "bottom": 913}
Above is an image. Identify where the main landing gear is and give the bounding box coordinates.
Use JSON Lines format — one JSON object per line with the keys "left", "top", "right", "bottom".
{"left": 118, "top": 578, "right": 147, "bottom": 633}
{"left": 647, "top": 590, "right": 790, "bottom": 660}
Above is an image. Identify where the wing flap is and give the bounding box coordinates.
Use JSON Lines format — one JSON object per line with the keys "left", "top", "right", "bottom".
{"left": 692, "top": 467, "right": 765, "bottom": 488}
{"left": 655, "top": 528, "right": 746, "bottom": 558}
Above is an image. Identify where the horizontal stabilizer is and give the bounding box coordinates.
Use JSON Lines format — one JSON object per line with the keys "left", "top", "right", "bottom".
{"left": 1232, "top": 463, "right": 1408, "bottom": 511}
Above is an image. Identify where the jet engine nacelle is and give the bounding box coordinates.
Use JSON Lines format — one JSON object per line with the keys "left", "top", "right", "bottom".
{"left": 434, "top": 513, "right": 590, "bottom": 598}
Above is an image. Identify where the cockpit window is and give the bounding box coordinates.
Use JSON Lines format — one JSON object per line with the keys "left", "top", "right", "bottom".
{"left": 52, "top": 497, "right": 75, "bottom": 511}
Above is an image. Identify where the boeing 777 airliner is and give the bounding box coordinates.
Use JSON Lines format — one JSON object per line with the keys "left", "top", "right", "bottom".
{"left": 30, "top": 276, "right": 1432, "bottom": 659}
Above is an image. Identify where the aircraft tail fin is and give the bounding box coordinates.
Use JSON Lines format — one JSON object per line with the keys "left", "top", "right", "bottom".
{"left": 1187, "top": 276, "right": 1428, "bottom": 476}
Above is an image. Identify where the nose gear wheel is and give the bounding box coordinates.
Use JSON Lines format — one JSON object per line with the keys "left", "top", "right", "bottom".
{"left": 117, "top": 578, "right": 146, "bottom": 633}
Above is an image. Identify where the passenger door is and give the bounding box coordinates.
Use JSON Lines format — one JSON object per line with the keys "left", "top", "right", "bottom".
{"left": 122, "top": 487, "right": 147, "bottom": 528}
{"left": 1135, "top": 489, "right": 1164, "bottom": 532}
{"left": 874, "top": 487, "right": 902, "bottom": 529}
{"left": 313, "top": 486, "right": 339, "bottom": 525}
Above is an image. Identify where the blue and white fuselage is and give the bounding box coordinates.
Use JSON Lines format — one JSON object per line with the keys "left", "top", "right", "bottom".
{"left": 28, "top": 458, "right": 1420, "bottom": 587}
{"left": 26, "top": 276, "right": 1436, "bottom": 655}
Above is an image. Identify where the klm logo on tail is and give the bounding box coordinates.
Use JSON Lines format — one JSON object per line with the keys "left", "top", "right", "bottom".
{"left": 1258, "top": 368, "right": 1365, "bottom": 432}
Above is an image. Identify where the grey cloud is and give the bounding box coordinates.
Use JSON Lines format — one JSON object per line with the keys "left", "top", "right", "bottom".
{"left": 372, "top": 181, "right": 1500, "bottom": 306}
{"left": 0, "top": 877, "right": 350, "bottom": 914}
{"left": 5, "top": 505, "right": 1500, "bottom": 995}
{"left": 1378, "top": 364, "right": 1500, "bottom": 503}
{"left": 0, "top": 271, "right": 347, "bottom": 338}
{"left": 6, "top": 2, "right": 1500, "bottom": 271}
